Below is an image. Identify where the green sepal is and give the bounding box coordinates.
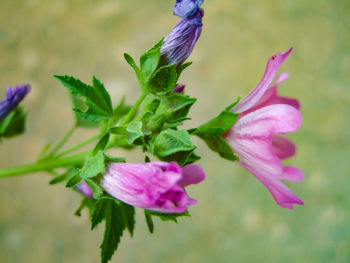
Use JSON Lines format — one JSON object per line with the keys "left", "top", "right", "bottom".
{"left": 140, "top": 47, "right": 161, "bottom": 86}
{"left": 176, "top": 61, "right": 192, "bottom": 78}
{"left": 126, "top": 120, "right": 151, "bottom": 144}
{"left": 93, "top": 133, "right": 110, "bottom": 155}
{"left": 121, "top": 203, "right": 135, "bottom": 236}
{"left": 144, "top": 210, "right": 154, "bottom": 234}
{"left": 0, "top": 107, "right": 26, "bottom": 138}
{"left": 153, "top": 129, "right": 196, "bottom": 165}
{"left": 146, "top": 63, "right": 177, "bottom": 94}
{"left": 124, "top": 53, "right": 140, "bottom": 77}
{"left": 147, "top": 94, "right": 196, "bottom": 132}
{"left": 193, "top": 99, "right": 240, "bottom": 161}
{"left": 103, "top": 154, "right": 126, "bottom": 163}
{"left": 55, "top": 75, "right": 113, "bottom": 121}
{"left": 145, "top": 210, "right": 190, "bottom": 224}
{"left": 85, "top": 178, "right": 103, "bottom": 199}
{"left": 79, "top": 150, "right": 105, "bottom": 179}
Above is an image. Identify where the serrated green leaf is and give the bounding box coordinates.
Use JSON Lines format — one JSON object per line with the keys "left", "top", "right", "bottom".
{"left": 144, "top": 210, "right": 154, "bottom": 234}
{"left": 85, "top": 178, "right": 103, "bottom": 199}
{"left": 79, "top": 150, "right": 105, "bottom": 179}
{"left": 55, "top": 75, "right": 113, "bottom": 121}
{"left": 69, "top": 94, "right": 99, "bottom": 127}
{"left": 91, "top": 199, "right": 106, "bottom": 229}
{"left": 0, "top": 107, "right": 26, "bottom": 138}
{"left": 153, "top": 129, "right": 196, "bottom": 157}
{"left": 146, "top": 63, "right": 177, "bottom": 94}
{"left": 100, "top": 199, "right": 126, "bottom": 263}
{"left": 93, "top": 133, "right": 110, "bottom": 155}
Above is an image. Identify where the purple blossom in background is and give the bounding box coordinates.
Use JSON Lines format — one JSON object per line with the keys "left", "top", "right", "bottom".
{"left": 101, "top": 162, "right": 205, "bottom": 213}
{"left": 76, "top": 180, "right": 93, "bottom": 198}
{"left": 0, "top": 84, "right": 30, "bottom": 122}
{"left": 173, "top": 84, "right": 185, "bottom": 93}
{"left": 160, "top": 0, "right": 204, "bottom": 65}
{"left": 224, "top": 48, "right": 304, "bottom": 209}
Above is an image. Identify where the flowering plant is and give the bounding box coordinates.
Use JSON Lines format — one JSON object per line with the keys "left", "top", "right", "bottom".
{"left": 0, "top": 1, "right": 303, "bottom": 262}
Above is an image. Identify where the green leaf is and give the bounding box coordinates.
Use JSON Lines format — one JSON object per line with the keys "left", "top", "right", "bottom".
{"left": 109, "top": 126, "right": 127, "bottom": 135}
{"left": 85, "top": 178, "right": 103, "bottom": 199}
{"left": 185, "top": 152, "right": 201, "bottom": 164}
{"left": 0, "top": 107, "right": 26, "bottom": 138}
{"left": 66, "top": 168, "right": 82, "bottom": 188}
{"left": 55, "top": 75, "right": 113, "bottom": 121}
{"left": 79, "top": 150, "right": 105, "bottom": 179}
{"left": 93, "top": 133, "right": 110, "bottom": 155}
{"left": 69, "top": 94, "right": 100, "bottom": 127}
{"left": 144, "top": 210, "right": 154, "bottom": 234}
{"left": 146, "top": 63, "right": 177, "bottom": 94}
{"left": 100, "top": 199, "right": 126, "bottom": 263}
{"left": 154, "top": 129, "right": 196, "bottom": 157}
{"left": 121, "top": 203, "right": 135, "bottom": 236}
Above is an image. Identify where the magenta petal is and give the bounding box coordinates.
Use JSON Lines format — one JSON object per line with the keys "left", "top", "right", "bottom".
{"left": 272, "top": 135, "right": 296, "bottom": 159}
{"left": 178, "top": 164, "right": 206, "bottom": 187}
{"left": 233, "top": 48, "right": 293, "bottom": 114}
{"left": 282, "top": 166, "right": 304, "bottom": 182}
{"left": 76, "top": 180, "right": 93, "bottom": 199}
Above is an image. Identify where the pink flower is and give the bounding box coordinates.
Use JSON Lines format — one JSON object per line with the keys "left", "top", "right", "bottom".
{"left": 224, "top": 47, "right": 304, "bottom": 209}
{"left": 101, "top": 162, "right": 205, "bottom": 213}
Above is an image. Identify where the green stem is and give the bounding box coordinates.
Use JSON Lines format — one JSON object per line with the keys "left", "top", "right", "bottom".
{"left": 121, "top": 93, "right": 146, "bottom": 125}
{"left": 45, "top": 124, "right": 77, "bottom": 159}
{"left": 55, "top": 134, "right": 99, "bottom": 158}
{"left": 0, "top": 151, "right": 89, "bottom": 178}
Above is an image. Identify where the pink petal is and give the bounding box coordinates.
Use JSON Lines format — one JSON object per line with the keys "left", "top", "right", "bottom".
{"left": 178, "top": 164, "right": 206, "bottom": 187}
{"left": 233, "top": 48, "right": 293, "bottom": 114}
{"left": 224, "top": 104, "right": 303, "bottom": 209}
{"left": 272, "top": 135, "right": 296, "bottom": 159}
{"left": 282, "top": 166, "right": 304, "bottom": 182}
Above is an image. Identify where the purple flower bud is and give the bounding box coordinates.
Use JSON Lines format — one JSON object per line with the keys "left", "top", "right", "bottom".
{"left": 172, "top": 84, "right": 186, "bottom": 93}
{"left": 0, "top": 84, "right": 30, "bottom": 122}
{"left": 76, "top": 180, "right": 94, "bottom": 198}
{"left": 101, "top": 162, "right": 205, "bottom": 213}
{"left": 160, "top": 1, "right": 204, "bottom": 65}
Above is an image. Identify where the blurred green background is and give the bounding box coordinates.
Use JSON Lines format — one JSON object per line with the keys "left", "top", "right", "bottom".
{"left": 0, "top": 0, "right": 349, "bottom": 262}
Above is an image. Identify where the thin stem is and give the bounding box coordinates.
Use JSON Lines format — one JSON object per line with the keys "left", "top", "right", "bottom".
{"left": 45, "top": 124, "right": 77, "bottom": 159}
{"left": 0, "top": 151, "right": 89, "bottom": 178}
{"left": 121, "top": 93, "right": 146, "bottom": 125}
{"left": 55, "top": 134, "right": 99, "bottom": 158}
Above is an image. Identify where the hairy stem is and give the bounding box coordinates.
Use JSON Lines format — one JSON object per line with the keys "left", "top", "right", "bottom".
{"left": 121, "top": 93, "right": 146, "bottom": 125}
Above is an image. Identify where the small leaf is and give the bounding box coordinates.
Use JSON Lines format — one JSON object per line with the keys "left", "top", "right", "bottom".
{"left": 0, "top": 107, "right": 26, "bottom": 138}
{"left": 91, "top": 199, "right": 106, "bottom": 230}
{"left": 176, "top": 61, "right": 192, "bottom": 76}
{"left": 144, "top": 210, "right": 154, "bottom": 234}
{"left": 69, "top": 94, "right": 99, "bottom": 127}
